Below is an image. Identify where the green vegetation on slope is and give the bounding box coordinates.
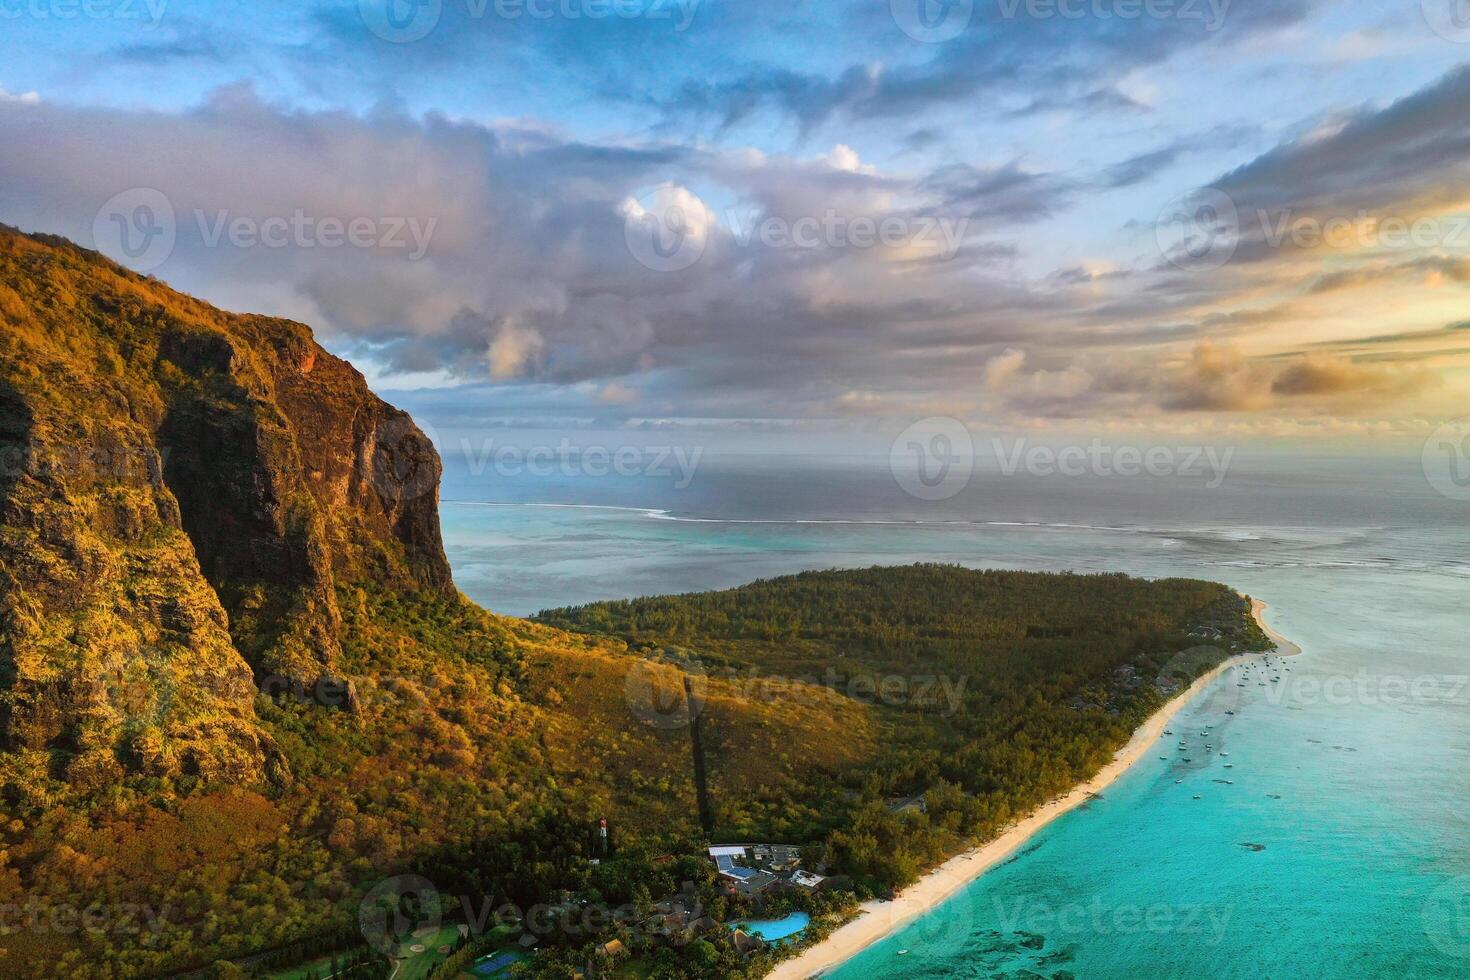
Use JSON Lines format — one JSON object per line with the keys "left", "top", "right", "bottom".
{"left": 539, "top": 565, "right": 1271, "bottom": 891}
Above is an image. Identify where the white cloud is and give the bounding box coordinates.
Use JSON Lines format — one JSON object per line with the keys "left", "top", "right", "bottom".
{"left": 0, "top": 86, "right": 39, "bottom": 105}
{"left": 488, "top": 319, "right": 545, "bottom": 379}
{"left": 596, "top": 382, "right": 639, "bottom": 405}
{"left": 822, "top": 144, "right": 863, "bottom": 172}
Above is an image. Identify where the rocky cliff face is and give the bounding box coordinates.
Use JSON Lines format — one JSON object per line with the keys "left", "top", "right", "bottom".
{"left": 0, "top": 227, "right": 451, "bottom": 789}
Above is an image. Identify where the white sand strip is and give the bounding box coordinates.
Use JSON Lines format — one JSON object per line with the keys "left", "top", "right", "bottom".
{"left": 768, "top": 596, "right": 1295, "bottom": 979}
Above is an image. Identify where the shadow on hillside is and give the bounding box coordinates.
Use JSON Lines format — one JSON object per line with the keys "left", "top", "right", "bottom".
{"left": 0, "top": 378, "right": 34, "bottom": 720}
{"left": 0, "top": 378, "right": 27, "bottom": 501}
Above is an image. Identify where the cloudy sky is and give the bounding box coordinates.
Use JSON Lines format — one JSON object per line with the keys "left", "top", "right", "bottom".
{"left": 3, "top": 0, "right": 1469, "bottom": 444}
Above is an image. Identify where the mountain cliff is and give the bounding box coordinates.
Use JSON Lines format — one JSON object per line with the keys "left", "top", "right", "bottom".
{"left": 0, "top": 226, "right": 448, "bottom": 787}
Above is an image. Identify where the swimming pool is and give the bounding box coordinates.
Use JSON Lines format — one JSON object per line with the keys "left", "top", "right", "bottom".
{"left": 730, "top": 911, "right": 810, "bottom": 943}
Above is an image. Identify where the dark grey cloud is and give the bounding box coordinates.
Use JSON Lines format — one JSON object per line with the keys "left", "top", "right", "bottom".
{"left": 106, "top": 26, "right": 231, "bottom": 65}
{"left": 1104, "top": 147, "right": 1185, "bottom": 189}
{"left": 1005, "top": 85, "right": 1149, "bottom": 120}
{"left": 1216, "top": 64, "right": 1470, "bottom": 217}
{"left": 650, "top": 0, "right": 1320, "bottom": 134}
{"left": 919, "top": 161, "right": 1073, "bottom": 224}
{"left": 1096, "top": 122, "right": 1258, "bottom": 190}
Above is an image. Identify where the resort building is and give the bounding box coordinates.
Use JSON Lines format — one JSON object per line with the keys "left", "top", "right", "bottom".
{"left": 708, "top": 844, "right": 826, "bottom": 895}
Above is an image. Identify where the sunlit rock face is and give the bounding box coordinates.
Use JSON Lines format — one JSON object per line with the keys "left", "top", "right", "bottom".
{"left": 0, "top": 226, "right": 452, "bottom": 789}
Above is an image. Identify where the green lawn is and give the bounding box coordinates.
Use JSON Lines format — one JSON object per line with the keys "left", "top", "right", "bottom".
{"left": 390, "top": 924, "right": 466, "bottom": 980}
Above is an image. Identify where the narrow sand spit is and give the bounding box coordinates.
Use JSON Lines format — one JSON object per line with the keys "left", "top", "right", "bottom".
{"left": 1250, "top": 597, "right": 1301, "bottom": 656}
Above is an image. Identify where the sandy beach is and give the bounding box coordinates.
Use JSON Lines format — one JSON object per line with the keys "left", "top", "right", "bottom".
{"left": 768, "top": 596, "right": 1297, "bottom": 979}
{"left": 1250, "top": 597, "right": 1301, "bottom": 657}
